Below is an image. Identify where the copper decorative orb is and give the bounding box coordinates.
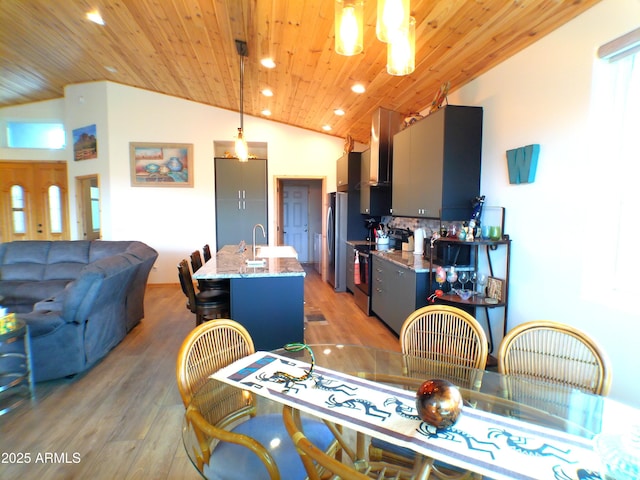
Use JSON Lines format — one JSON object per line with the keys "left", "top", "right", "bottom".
{"left": 415, "top": 379, "right": 463, "bottom": 431}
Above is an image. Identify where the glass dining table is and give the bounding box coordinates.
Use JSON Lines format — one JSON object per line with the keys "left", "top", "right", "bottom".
{"left": 182, "top": 344, "right": 640, "bottom": 480}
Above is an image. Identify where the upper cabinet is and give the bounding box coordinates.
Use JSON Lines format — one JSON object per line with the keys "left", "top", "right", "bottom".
{"left": 391, "top": 105, "right": 483, "bottom": 220}
{"left": 336, "top": 152, "right": 361, "bottom": 192}
{"left": 360, "top": 149, "right": 391, "bottom": 216}
{"left": 215, "top": 157, "right": 268, "bottom": 250}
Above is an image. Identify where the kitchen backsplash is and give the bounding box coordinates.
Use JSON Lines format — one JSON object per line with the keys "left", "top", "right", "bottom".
{"left": 381, "top": 216, "right": 468, "bottom": 236}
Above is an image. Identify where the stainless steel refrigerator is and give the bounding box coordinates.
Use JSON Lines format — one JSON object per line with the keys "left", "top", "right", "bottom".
{"left": 327, "top": 192, "right": 367, "bottom": 291}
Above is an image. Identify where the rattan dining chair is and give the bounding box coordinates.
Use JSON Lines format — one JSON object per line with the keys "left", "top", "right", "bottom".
{"left": 176, "top": 318, "right": 255, "bottom": 407}
{"left": 498, "top": 320, "right": 612, "bottom": 395}
{"left": 369, "top": 305, "right": 488, "bottom": 480}
{"left": 177, "top": 319, "right": 336, "bottom": 479}
{"left": 283, "top": 405, "right": 431, "bottom": 480}
{"left": 400, "top": 305, "right": 489, "bottom": 376}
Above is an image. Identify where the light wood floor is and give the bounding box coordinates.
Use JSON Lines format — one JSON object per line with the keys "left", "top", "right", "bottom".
{"left": 0, "top": 266, "right": 399, "bottom": 480}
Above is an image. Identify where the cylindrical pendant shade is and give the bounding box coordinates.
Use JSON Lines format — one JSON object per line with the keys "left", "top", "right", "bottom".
{"left": 335, "top": 0, "right": 364, "bottom": 56}
{"left": 235, "top": 128, "right": 249, "bottom": 162}
{"left": 376, "top": 0, "right": 410, "bottom": 43}
{"left": 387, "top": 16, "right": 416, "bottom": 76}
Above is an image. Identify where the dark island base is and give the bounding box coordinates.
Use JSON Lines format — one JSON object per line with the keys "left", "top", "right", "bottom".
{"left": 230, "top": 276, "right": 304, "bottom": 350}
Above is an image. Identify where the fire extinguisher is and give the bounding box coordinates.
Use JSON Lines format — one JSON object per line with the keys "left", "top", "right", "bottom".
{"left": 354, "top": 250, "right": 361, "bottom": 284}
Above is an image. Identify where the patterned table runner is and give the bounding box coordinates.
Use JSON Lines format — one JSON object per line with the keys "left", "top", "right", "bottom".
{"left": 211, "top": 351, "right": 602, "bottom": 480}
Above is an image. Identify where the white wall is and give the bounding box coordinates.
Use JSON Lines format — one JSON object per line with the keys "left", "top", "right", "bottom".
{"left": 60, "top": 81, "right": 344, "bottom": 284}
{"left": 448, "top": 0, "right": 640, "bottom": 406}
{"left": 64, "top": 81, "right": 111, "bottom": 239}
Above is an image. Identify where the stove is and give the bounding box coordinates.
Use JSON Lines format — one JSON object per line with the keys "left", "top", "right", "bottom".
{"left": 353, "top": 243, "right": 374, "bottom": 315}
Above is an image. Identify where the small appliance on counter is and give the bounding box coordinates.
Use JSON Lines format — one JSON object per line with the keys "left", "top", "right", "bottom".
{"left": 388, "top": 228, "right": 412, "bottom": 250}
{"left": 375, "top": 236, "right": 390, "bottom": 251}
{"left": 364, "top": 217, "right": 381, "bottom": 242}
{"left": 402, "top": 236, "right": 414, "bottom": 252}
{"left": 414, "top": 227, "right": 425, "bottom": 255}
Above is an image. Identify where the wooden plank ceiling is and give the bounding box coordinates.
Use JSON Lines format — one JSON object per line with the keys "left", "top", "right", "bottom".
{"left": 0, "top": 0, "right": 601, "bottom": 144}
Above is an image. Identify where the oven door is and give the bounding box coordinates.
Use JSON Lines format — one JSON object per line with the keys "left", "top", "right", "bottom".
{"left": 356, "top": 250, "right": 370, "bottom": 295}
{"left": 353, "top": 248, "right": 372, "bottom": 315}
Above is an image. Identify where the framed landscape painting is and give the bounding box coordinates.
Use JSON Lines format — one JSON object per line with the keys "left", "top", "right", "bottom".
{"left": 73, "top": 124, "right": 97, "bottom": 161}
{"left": 130, "top": 142, "right": 193, "bottom": 187}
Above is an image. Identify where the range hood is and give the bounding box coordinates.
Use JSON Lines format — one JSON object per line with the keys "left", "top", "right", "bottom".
{"left": 368, "top": 108, "right": 403, "bottom": 186}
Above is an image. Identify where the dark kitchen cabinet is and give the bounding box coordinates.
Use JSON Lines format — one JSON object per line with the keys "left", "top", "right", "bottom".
{"left": 337, "top": 152, "right": 361, "bottom": 192}
{"left": 392, "top": 105, "right": 483, "bottom": 220}
{"left": 215, "top": 157, "right": 268, "bottom": 250}
{"left": 360, "top": 149, "right": 391, "bottom": 215}
{"left": 371, "top": 255, "right": 428, "bottom": 335}
{"left": 390, "top": 127, "right": 412, "bottom": 215}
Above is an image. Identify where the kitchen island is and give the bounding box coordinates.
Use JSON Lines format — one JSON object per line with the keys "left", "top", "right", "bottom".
{"left": 193, "top": 245, "right": 305, "bottom": 350}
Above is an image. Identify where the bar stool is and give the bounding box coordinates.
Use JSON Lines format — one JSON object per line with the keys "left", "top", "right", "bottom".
{"left": 178, "top": 260, "right": 230, "bottom": 326}
{"left": 203, "top": 244, "right": 212, "bottom": 262}
{"left": 190, "top": 250, "right": 230, "bottom": 294}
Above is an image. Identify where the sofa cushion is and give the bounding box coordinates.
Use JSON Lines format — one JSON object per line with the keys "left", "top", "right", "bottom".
{"left": 19, "top": 310, "right": 66, "bottom": 337}
{"left": 46, "top": 241, "right": 91, "bottom": 263}
{"left": 42, "top": 262, "right": 86, "bottom": 281}
{"left": 43, "top": 241, "right": 90, "bottom": 281}
{"left": 14, "top": 279, "right": 71, "bottom": 305}
{"left": 0, "top": 263, "right": 47, "bottom": 281}
{"left": 89, "top": 241, "right": 134, "bottom": 262}
{"left": 84, "top": 253, "right": 134, "bottom": 277}
{"left": 0, "top": 241, "right": 50, "bottom": 282}
{"left": 0, "top": 240, "right": 51, "bottom": 265}
{"left": 0, "top": 280, "right": 26, "bottom": 303}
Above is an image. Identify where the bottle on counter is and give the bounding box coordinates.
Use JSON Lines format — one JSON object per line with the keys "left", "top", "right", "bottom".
{"left": 414, "top": 227, "right": 424, "bottom": 254}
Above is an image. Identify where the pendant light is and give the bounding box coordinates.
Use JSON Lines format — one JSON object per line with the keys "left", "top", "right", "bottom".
{"left": 386, "top": 16, "right": 415, "bottom": 76}
{"left": 334, "top": 0, "right": 364, "bottom": 56}
{"left": 235, "top": 39, "right": 249, "bottom": 162}
{"left": 376, "top": 0, "right": 410, "bottom": 43}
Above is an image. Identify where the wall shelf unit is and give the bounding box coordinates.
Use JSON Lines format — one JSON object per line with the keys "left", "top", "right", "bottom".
{"left": 427, "top": 232, "right": 511, "bottom": 353}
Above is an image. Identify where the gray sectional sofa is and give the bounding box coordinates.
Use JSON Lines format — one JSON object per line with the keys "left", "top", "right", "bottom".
{"left": 0, "top": 240, "right": 158, "bottom": 381}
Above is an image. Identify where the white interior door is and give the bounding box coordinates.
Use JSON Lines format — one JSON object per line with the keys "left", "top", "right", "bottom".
{"left": 283, "top": 185, "right": 309, "bottom": 261}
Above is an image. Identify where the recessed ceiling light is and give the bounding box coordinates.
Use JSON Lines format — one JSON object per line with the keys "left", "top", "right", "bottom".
{"left": 351, "top": 84, "right": 366, "bottom": 94}
{"left": 322, "top": 125, "right": 332, "bottom": 131}
{"left": 86, "top": 10, "right": 105, "bottom": 25}
{"left": 104, "top": 66, "right": 118, "bottom": 73}
{"left": 334, "top": 109, "right": 345, "bottom": 116}
{"left": 260, "top": 58, "right": 276, "bottom": 69}
{"left": 261, "top": 109, "right": 272, "bottom": 116}
{"left": 261, "top": 89, "right": 273, "bottom": 97}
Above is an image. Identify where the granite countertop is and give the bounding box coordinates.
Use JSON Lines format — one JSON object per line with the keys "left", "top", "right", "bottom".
{"left": 345, "top": 240, "right": 432, "bottom": 273}
{"left": 193, "top": 245, "right": 305, "bottom": 279}
{"left": 372, "top": 249, "right": 432, "bottom": 273}
{"left": 346, "top": 240, "right": 474, "bottom": 274}
{"left": 373, "top": 250, "right": 475, "bottom": 274}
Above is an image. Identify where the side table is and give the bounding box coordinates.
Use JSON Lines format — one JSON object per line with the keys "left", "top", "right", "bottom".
{"left": 0, "top": 314, "right": 34, "bottom": 416}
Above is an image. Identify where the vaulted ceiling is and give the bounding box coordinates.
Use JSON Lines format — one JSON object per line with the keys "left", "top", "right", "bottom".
{"left": 0, "top": 0, "right": 601, "bottom": 144}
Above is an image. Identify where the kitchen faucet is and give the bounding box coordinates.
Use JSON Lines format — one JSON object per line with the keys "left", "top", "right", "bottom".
{"left": 252, "top": 223, "right": 266, "bottom": 260}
